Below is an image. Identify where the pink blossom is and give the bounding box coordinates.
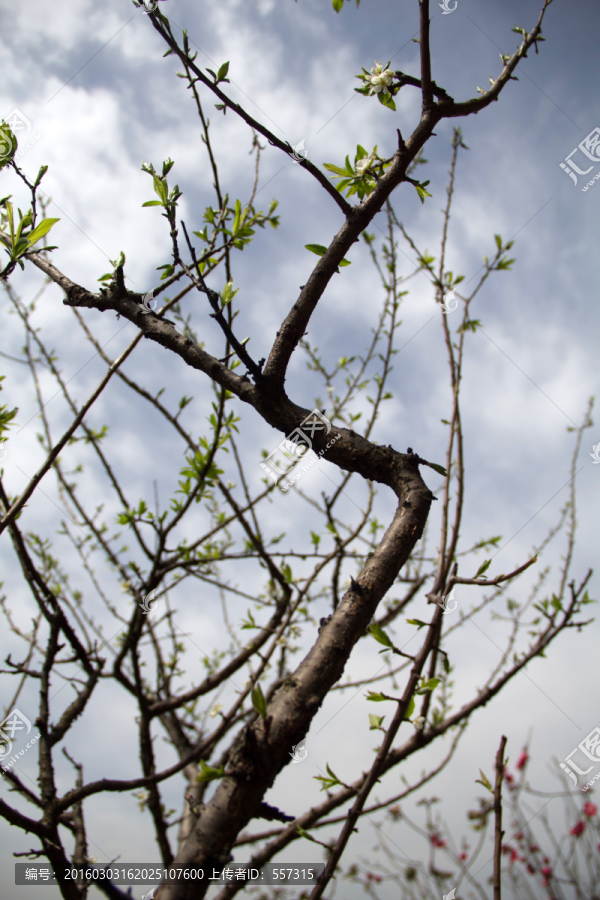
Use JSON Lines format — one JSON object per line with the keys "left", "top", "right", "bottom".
{"left": 584, "top": 801, "right": 598, "bottom": 817}
{"left": 570, "top": 820, "right": 585, "bottom": 837}
{"left": 516, "top": 751, "right": 529, "bottom": 770}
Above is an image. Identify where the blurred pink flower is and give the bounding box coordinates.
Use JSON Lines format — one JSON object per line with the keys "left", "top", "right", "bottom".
{"left": 516, "top": 751, "right": 529, "bottom": 770}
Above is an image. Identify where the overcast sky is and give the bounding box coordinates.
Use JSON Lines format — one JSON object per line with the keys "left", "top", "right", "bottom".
{"left": 1, "top": 1, "right": 599, "bottom": 899}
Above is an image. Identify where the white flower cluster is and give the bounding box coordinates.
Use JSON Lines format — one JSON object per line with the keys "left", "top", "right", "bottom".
{"left": 356, "top": 154, "right": 376, "bottom": 176}
{"left": 367, "top": 61, "right": 394, "bottom": 96}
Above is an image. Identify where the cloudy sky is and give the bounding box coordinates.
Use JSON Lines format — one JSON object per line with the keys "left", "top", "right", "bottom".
{"left": 1, "top": 0, "right": 599, "bottom": 898}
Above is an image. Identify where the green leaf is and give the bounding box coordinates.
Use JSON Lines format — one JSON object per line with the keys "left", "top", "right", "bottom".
{"left": 366, "top": 691, "right": 392, "bottom": 702}
{"left": 416, "top": 677, "right": 441, "bottom": 695}
{"left": 404, "top": 696, "right": 415, "bottom": 720}
{"left": 153, "top": 174, "right": 168, "bottom": 205}
{"left": 332, "top": 0, "right": 343, "bottom": 10}
{"left": 475, "top": 769, "right": 493, "bottom": 793}
{"left": 216, "top": 61, "right": 230, "bottom": 82}
{"left": 377, "top": 91, "right": 397, "bottom": 112}
{"left": 142, "top": 200, "right": 163, "bottom": 207}
{"left": 26, "top": 217, "right": 60, "bottom": 248}
{"left": 458, "top": 319, "right": 481, "bottom": 333}
{"left": 323, "top": 163, "right": 352, "bottom": 177}
{"left": 220, "top": 279, "right": 239, "bottom": 308}
{"left": 368, "top": 623, "right": 393, "bottom": 649}
{"left": 305, "top": 244, "right": 350, "bottom": 267}
{"left": 241, "top": 609, "right": 256, "bottom": 630}
{"left": 195, "top": 759, "right": 225, "bottom": 783}
{"left": 315, "top": 763, "right": 342, "bottom": 791}
{"left": 475, "top": 559, "right": 492, "bottom": 579}
{"left": 428, "top": 462, "right": 448, "bottom": 477}
{"left": 369, "top": 714, "right": 385, "bottom": 730}
{"left": 34, "top": 165, "right": 48, "bottom": 188}
{"left": 251, "top": 683, "right": 268, "bottom": 719}
{"left": 297, "top": 826, "right": 319, "bottom": 844}
{"left": 406, "top": 618, "right": 428, "bottom": 629}
{"left": 414, "top": 180, "right": 432, "bottom": 203}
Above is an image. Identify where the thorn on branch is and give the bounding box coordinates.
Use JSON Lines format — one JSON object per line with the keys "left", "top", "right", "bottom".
{"left": 350, "top": 576, "right": 365, "bottom": 596}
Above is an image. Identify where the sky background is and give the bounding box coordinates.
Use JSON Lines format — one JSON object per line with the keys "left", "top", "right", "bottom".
{"left": 0, "top": 0, "right": 599, "bottom": 898}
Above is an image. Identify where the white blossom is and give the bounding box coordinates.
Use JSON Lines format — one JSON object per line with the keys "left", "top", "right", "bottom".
{"left": 412, "top": 716, "right": 426, "bottom": 730}
{"left": 368, "top": 61, "right": 394, "bottom": 95}
{"left": 209, "top": 702, "right": 223, "bottom": 718}
{"left": 356, "top": 153, "right": 377, "bottom": 176}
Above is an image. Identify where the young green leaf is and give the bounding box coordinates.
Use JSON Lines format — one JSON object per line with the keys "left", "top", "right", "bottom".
{"left": 428, "top": 462, "right": 448, "bottom": 477}
{"left": 475, "top": 769, "right": 493, "bottom": 793}
{"left": 475, "top": 559, "right": 492, "bottom": 579}
{"left": 251, "top": 684, "right": 268, "bottom": 719}
{"left": 195, "top": 759, "right": 225, "bottom": 783}
{"left": 414, "top": 180, "right": 432, "bottom": 203}
{"left": 369, "top": 714, "right": 385, "bottom": 730}
{"left": 315, "top": 763, "right": 342, "bottom": 791}
{"left": 368, "top": 622, "right": 393, "bottom": 649}
{"left": 297, "top": 825, "right": 319, "bottom": 843}
{"left": 377, "top": 91, "right": 396, "bottom": 111}
{"left": 216, "top": 61, "right": 230, "bottom": 82}
{"left": 305, "top": 244, "right": 351, "bottom": 266}
{"left": 241, "top": 609, "right": 256, "bottom": 630}
{"left": 26, "top": 218, "right": 60, "bottom": 249}
{"left": 366, "top": 690, "right": 393, "bottom": 702}
{"left": 416, "top": 677, "right": 441, "bottom": 695}
{"left": 406, "top": 618, "right": 428, "bottom": 630}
